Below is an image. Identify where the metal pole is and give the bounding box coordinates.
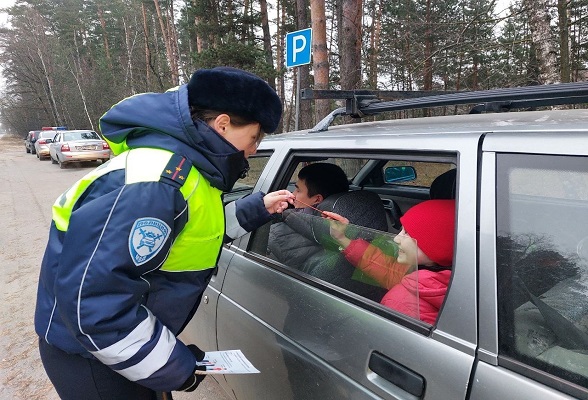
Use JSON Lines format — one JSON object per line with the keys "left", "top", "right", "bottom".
{"left": 294, "top": 68, "right": 300, "bottom": 131}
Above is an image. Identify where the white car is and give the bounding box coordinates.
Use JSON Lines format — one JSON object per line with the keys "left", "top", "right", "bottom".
{"left": 34, "top": 130, "right": 58, "bottom": 160}
{"left": 49, "top": 130, "right": 111, "bottom": 168}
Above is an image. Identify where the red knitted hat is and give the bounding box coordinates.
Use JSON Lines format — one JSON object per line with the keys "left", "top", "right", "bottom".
{"left": 399, "top": 199, "right": 455, "bottom": 267}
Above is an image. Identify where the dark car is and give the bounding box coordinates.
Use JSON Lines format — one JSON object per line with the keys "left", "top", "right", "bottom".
{"left": 24, "top": 130, "right": 41, "bottom": 154}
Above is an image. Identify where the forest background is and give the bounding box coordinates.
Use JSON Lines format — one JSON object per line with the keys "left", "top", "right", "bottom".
{"left": 0, "top": 0, "right": 585, "bottom": 136}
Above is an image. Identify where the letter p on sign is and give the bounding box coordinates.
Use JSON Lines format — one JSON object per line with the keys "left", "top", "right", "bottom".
{"left": 286, "top": 28, "right": 312, "bottom": 68}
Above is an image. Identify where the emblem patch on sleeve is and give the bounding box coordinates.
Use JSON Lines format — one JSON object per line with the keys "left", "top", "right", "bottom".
{"left": 128, "top": 218, "right": 171, "bottom": 266}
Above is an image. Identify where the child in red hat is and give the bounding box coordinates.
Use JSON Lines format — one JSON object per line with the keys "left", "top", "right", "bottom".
{"left": 324, "top": 199, "right": 455, "bottom": 324}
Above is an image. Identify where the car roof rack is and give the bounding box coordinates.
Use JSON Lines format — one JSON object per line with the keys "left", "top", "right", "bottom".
{"left": 302, "top": 81, "right": 588, "bottom": 132}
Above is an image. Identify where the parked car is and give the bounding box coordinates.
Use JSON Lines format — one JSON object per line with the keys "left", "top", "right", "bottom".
{"left": 34, "top": 130, "right": 59, "bottom": 160}
{"left": 49, "top": 129, "right": 111, "bottom": 168}
{"left": 24, "top": 130, "right": 41, "bottom": 154}
{"left": 179, "top": 82, "right": 588, "bottom": 400}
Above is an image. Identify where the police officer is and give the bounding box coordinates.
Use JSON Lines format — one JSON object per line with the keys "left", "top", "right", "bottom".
{"left": 35, "top": 67, "right": 293, "bottom": 399}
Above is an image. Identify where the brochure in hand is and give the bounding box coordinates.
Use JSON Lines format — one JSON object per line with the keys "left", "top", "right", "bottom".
{"left": 195, "top": 350, "right": 260, "bottom": 375}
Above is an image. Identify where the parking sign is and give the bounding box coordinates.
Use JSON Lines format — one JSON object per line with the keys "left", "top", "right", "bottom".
{"left": 286, "top": 28, "right": 312, "bottom": 68}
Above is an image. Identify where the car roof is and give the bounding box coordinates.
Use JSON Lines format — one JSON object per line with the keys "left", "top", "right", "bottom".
{"left": 264, "top": 109, "right": 588, "bottom": 143}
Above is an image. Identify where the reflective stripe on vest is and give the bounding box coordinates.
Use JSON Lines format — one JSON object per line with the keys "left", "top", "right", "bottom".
{"left": 52, "top": 148, "right": 224, "bottom": 272}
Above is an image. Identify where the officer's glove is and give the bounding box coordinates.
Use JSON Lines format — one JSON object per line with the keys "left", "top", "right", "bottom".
{"left": 177, "top": 344, "right": 207, "bottom": 392}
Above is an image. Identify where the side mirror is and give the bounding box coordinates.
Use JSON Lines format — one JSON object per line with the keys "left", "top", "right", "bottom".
{"left": 46, "top": 139, "right": 53, "bottom": 144}
{"left": 384, "top": 166, "right": 417, "bottom": 183}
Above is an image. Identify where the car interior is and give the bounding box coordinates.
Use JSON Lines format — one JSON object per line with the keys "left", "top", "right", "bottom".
{"left": 240, "top": 152, "right": 457, "bottom": 325}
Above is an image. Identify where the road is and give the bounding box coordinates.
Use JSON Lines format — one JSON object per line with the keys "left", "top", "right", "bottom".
{"left": 0, "top": 135, "right": 231, "bottom": 400}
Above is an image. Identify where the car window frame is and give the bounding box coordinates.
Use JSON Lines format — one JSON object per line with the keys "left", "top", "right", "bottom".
{"left": 238, "top": 148, "right": 459, "bottom": 335}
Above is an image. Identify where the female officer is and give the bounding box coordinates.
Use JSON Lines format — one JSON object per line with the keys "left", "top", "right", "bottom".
{"left": 35, "top": 67, "right": 293, "bottom": 399}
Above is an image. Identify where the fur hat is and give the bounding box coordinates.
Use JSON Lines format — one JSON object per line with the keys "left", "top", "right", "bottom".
{"left": 399, "top": 199, "right": 455, "bottom": 267}
{"left": 187, "top": 67, "right": 282, "bottom": 133}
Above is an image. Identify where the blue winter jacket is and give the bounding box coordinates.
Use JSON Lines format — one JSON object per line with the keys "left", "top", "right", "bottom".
{"left": 34, "top": 84, "right": 272, "bottom": 391}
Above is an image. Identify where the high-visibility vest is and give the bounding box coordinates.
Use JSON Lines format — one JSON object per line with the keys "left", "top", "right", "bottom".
{"left": 51, "top": 148, "right": 224, "bottom": 272}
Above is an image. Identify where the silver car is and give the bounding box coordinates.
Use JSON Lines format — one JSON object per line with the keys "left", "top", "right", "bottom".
{"left": 180, "top": 83, "right": 588, "bottom": 400}
{"left": 34, "top": 130, "right": 58, "bottom": 160}
{"left": 49, "top": 130, "right": 111, "bottom": 168}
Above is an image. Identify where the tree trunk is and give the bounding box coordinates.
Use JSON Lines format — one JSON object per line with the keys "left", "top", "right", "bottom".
{"left": 260, "top": 0, "right": 276, "bottom": 89}
{"left": 296, "top": 0, "right": 313, "bottom": 129}
{"left": 368, "top": 0, "right": 383, "bottom": 89}
{"left": 423, "top": 0, "right": 433, "bottom": 91}
{"left": 340, "top": 0, "right": 363, "bottom": 90}
{"left": 524, "top": 0, "right": 559, "bottom": 84}
{"left": 97, "top": 6, "right": 113, "bottom": 71}
{"left": 67, "top": 57, "right": 94, "bottom": 130}
{"left": 240, "top": 0, "right": 247, "bottom": 41}
{"left": 167, "top": 1, "right": 181, "bottom": 81}
{"left": 276, "top": 0, "right": 286, "bottom": 132}
{"left": 123, "top": 17, "right": 136, "bottom": 94}
{"left": 154, "top": 0, "right": 179, "bottom": 85}
{"left": 195, "top": 14, "right": 206, "bottom": 52}
{"left": 310, "top": 0, "right": 330, "bottom": 123}
{"left": 558, "top": 0, "right": 570, "bottom": 82}
{"left": 141, "top": 3, "right": 151, "bottom": 87}
{"left": 38, "top": 47, "right": 62, "bottom": 126}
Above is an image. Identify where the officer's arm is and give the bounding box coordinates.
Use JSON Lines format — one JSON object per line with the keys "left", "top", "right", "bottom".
{"left": 224, "top": 191, "right": 271, "bottom": 241}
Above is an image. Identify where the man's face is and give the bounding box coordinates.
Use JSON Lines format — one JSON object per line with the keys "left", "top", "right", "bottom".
{"left": 293, "top": 178, "right": 322, "bottom": 208}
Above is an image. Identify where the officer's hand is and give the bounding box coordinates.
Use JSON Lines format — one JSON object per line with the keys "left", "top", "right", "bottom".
{"left": 177, "top": 344, "right": 207, "bottom": 392}
{"left": 263, "top": 190, "right": 295, "bottom": 214}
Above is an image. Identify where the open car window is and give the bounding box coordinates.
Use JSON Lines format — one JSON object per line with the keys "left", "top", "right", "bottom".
{"left": 246, "top": 154, "right": 457, "bottom": 328}
{"left": 223, "top": 153, "right": 272, "bottom": 204}
{"left": 265, "top": 212, "right": 421, "bottom": 322}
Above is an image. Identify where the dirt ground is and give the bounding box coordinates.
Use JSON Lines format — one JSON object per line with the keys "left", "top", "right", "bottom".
{"left": 0, "top": 135, "right": 230, "bottom": 400}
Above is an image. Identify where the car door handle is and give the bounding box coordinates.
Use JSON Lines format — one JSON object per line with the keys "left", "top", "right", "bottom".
{"left": 369, "top": 351, "right": 425, "bottom": 398}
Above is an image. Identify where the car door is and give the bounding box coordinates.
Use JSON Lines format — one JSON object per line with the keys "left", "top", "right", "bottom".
{"left": 473, "top": 131, "right": 588, "bottom": 400}
{"left": 213, "top": 132, "right": 482, "bottom": 400}
{"left": 179, "top": 145, "right": 287, "bottom": 397}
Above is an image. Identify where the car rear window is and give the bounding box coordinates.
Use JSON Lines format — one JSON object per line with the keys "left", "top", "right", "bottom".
{"left": 64, "top": 131, "right": 100, "bottom": 141}
{"left": 38, "top": 131, "right": 56, "bottom": 139}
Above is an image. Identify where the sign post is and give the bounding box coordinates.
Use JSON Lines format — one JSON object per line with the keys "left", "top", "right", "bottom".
{"left": 286, "top": 28, "right": 312, "bottom": 131}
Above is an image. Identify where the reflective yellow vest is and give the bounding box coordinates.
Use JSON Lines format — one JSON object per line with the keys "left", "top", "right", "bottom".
{"left": 51, "top": 148, "right": 224, "bottom": 272}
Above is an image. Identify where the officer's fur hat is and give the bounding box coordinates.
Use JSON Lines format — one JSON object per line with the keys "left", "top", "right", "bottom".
{"left": 187, "top": 67, "right": 282, "bottom": 133}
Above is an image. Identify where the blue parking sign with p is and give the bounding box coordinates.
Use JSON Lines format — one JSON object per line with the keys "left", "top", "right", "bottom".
{"left": 286, "top": 28, "right": 312, "bottom": 68}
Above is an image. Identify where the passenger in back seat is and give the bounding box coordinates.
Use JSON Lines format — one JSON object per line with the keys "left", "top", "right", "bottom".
{"left": 267, "top": 162, "right": 349, "bottom": 267}
{"left": 325, "top": 200, "right": 455, "bottom": 324}
{"left": 268, "top": 163, "right": 390, "bottom": 302}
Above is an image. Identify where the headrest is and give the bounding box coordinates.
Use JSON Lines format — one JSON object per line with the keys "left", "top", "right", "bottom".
{"left": 430, "top": 169, "right": 457, "bottom": 200}
{"left": 318, "top": 191, "right": 388, "bottom": 232}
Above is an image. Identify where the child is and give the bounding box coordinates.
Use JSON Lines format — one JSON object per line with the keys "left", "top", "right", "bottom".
{"left": 324, "top": 199, "right": 455, "bottom": 324}
{"left": 268, "top": 162, "right": 349, "bottom": 265}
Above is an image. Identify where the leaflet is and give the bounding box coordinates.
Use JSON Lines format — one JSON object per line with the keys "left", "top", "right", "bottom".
{"left": 195, "top": 350, "right": 260, "bottom": 375}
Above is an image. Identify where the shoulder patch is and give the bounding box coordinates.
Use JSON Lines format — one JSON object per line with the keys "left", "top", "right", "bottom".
{"left": 160, "top": 153, "right": 191, "bottom": 188}
{"left": 128, "top": 218, "right": 170, "bottom": 266}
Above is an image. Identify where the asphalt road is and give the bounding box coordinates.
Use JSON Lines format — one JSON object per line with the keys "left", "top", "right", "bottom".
{"left": 0, "top": 135, "right": 231, "bottom": 400}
